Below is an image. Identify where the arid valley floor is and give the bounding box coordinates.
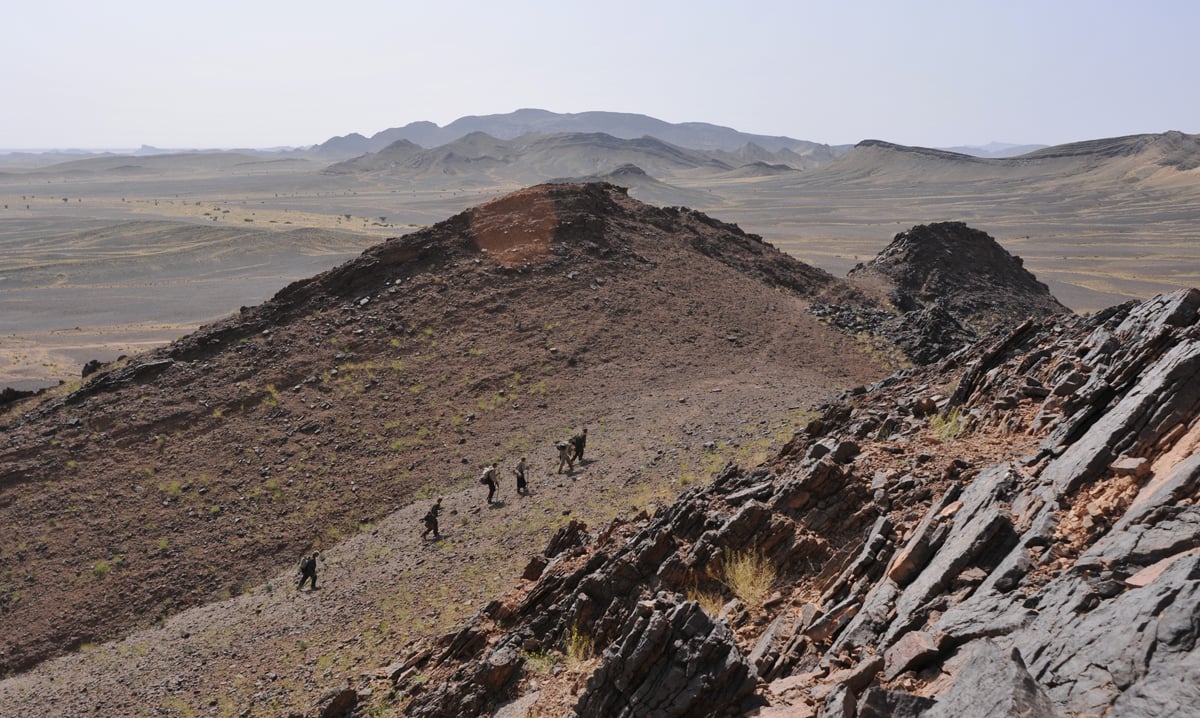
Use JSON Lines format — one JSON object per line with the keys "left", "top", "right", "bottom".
{"left": 4, "top": 131, "right": 1200, "bottom": 391}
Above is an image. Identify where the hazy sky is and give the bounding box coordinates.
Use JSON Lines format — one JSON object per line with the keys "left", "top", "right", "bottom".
{"left": 4, "top": 0, "right": 1196, "bottom": 150}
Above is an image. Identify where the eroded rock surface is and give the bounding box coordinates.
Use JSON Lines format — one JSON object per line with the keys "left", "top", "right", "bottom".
{"left": 387, "top": 288, "right": 1200, "bottom": 716}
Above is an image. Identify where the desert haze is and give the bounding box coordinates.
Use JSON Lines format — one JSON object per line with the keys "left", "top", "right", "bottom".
{"left": 2, "top": 114, "right": 1199, "bottom": 390}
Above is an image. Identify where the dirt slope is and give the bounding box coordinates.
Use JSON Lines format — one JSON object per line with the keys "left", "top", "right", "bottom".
{"left": 0, "top": 183, "right": 895, "bottom": 711}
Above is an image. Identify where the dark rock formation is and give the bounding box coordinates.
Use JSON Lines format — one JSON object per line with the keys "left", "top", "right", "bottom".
{"left": 384, "top": 287, "right": 1200, "bottom": 717}
{"left": 813, "top": 221, "right": 1067, "bottom": 365}
{"left": 848, "top": 222, "right": 1069, "bottom": 334}
{"left": 570, "top": 597, "right": 757, "bottom": 718}
{"left": 0, "top": 386, "right": 40, "bottom": 408}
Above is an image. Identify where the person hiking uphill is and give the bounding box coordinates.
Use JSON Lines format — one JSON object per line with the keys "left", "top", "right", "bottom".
{"left": 513, "top": 457, "right": 528, "bottom": 495}
{"left": 480, "top": 464, "right": 498, "bottom": 503}
{"left": 556, "top": 440, "right": 574, "bottom": 474}
{"left": 297, "top": 551, "right": 319, "bottom": 590}
{"left": 421, "top": 497, "right": 442, "bottom": 539}
{"left": 571, "top": 427, "right": 588, "bottom": 462}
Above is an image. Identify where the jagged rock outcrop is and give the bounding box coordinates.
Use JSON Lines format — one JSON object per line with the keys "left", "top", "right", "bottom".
{"left": 814, "top": 221, "right": 1067, "bottom": 366}
{"left": 384, "top": 288, "right": 1200, "bottom": 716}
{"left": 570, "top": 597, "right": 758, "bottom": 718}
{"left": 848, "top": 222, "right": 1069, "bottom": 334}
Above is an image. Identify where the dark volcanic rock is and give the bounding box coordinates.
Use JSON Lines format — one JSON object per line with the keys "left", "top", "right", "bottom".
{"left": 924, "top": 639, "right": 1061, "bottom": 718}
{"left": 885, "top": 306, "right": 977, "bottom": 365}
{"left": 570, "top": 598, "right": 757, "bottom": 718}
{"left": 815, "top": 221, "right": 1067, "bottom": 365}
{"left": 849, "top": 221, "right": 1069, "bottom": 334}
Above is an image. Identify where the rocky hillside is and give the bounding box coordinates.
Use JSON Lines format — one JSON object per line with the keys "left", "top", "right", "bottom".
{"left": 0, "top": 183, "right": 890, "bottom": 680}
{"left": 0, "top": 181, "right": 1085, "bottom": 715}
{"left": 811, "top": 223, "right": 1069, "bottom": 366}
{"left": 376, "top": 287, "right": 1200, "bottom": 717}
{"left": 848, "top": 222, "right": 1068, "bottom": 332}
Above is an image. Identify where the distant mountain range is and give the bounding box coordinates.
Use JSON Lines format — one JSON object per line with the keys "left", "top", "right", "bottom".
{"left": 312, "top": 108, "right": 850, "bottom": 158}
{"left": 312, "top": 109, "right": 1059, "bottom": 162}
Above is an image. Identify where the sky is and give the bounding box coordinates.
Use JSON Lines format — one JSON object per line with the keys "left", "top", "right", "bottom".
{"left": 3, "top": 0, "right": 1197, "bottom": 150}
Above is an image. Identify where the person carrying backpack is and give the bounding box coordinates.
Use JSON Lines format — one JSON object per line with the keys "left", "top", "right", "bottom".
{"left": 480, "top": 464, "right": 498, "bottom": 503}
{"left": 421, "top": 498, "right": 442, "bottom": 539}
{"left": 297, "top": 551, "right": 319, "bottom": 590}
{"left": 556, "top": 441, "right": 574, "bottom": 474}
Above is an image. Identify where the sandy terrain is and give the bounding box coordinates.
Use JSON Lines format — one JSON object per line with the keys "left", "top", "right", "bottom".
{"left": 3, "top": 136, "right": 1199, "bottom": 391}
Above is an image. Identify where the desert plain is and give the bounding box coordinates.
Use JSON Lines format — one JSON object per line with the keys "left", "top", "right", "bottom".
{"left": 3, "top": 132, "right": 1199, "bottom": 391}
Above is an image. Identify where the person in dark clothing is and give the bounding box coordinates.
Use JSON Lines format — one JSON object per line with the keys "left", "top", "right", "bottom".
{"left": 571, "top": 428, "right": 588, "bottom": 462}
{"left": 297, "top": 551, "right": 319, "bottom": 590}
{"left": 421, "top": 497, "right": 442, "bottom": 539}
{"left": 513, "top": 457, "right": 528, "bottom": 495}
{"left": 481, "top": 464, "right": 498, "bottom": 503}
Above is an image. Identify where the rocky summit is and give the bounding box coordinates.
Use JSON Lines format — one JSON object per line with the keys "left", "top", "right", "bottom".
{"left": 848, "top": 222, "right": 1070, "bottom": 333}
{"left": 814, "top": 222, "right": 1070, "bottom": 367}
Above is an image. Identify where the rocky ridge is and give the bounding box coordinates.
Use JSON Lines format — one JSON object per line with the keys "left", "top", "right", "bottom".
{"left": 811, "top": 222, "right": 1070, "bottom": 366}
{"left": 0, "top": 182, "right": 886, "bottom": 681}
{"left": 848, "top": 222, "right": 1069, "bottom": 333}
{"left": 0, "top": 181, "right": 1116, "bottom": 716}
{"left": 376, "top": 288, "right": 1200, "bottom": 717}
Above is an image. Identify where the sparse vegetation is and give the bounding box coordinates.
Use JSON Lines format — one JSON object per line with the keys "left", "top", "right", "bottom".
{"left": 714, "top": 548, "right": 775, "bottom": 608}
{"left": 522, "top": 649, "right": 560, "bottom": 674}
{"left": 564, "top": 624, "right": 593, "bottom": 667}
{"left": 930, "top": 406, "right": 967, "bottom": 440}
{"left": 687, "top": 585, "right": 726, "bottom": 617}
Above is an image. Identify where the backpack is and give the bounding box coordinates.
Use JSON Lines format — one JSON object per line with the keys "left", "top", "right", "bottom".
{"left": 299, "top": 556, "right": 315, "bottom": 574}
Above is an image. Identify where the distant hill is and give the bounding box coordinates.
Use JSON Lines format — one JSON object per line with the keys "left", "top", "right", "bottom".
{"left": 940, "top": 141, "right": 1047, "bottom": 158}
{"left": 1018, "top": 130, "right": 1200, "bottom": 170}
{"left": 322, "top": 131, "right": 739, "bottom": 184}
{"left": 813, "top": 132, "right": 1200, "bottom": 183}
{"left": 313, "top": 108, "right": 846, "bottom": 158}
{"left": 19, "top": 151, "right": 318, "bottom": 177}
{"left": 546, "top": 163, "right": 715, "bottom": 207}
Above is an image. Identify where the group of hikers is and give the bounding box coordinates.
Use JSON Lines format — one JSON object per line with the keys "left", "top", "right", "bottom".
{"left": 421, "top": 427, "right": 588, "bottom": 541}
{"left": 298, "top": 428, "right": 590, "bottom": 589}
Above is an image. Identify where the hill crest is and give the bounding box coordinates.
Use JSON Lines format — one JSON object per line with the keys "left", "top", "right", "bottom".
{"left": 0, "top": 182, "right": 872, "bottom": 677}
{"left": 848, "top": 221, "right": 1069, "bottom": 332}
{"left": 0, "top": 185, "right": 1095, "bottom": 715}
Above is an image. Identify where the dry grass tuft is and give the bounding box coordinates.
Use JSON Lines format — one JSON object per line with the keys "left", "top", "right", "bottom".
{"left": 718, "top": 548, "right": 776, "bottom": 609}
